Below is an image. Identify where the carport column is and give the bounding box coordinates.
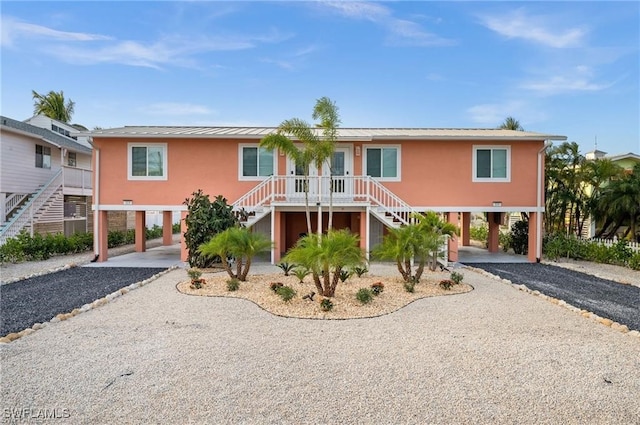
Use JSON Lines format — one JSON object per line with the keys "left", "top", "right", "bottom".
{"left": 162, "top": 211, "right": 173, "bottom": 246}
{"left": 273, "top": 210, "right": 282, "bottom": 264}
{"left": 180, "top": 211, "right": 188, "bottom": 262}
{"left": 528, "top": 212, "right": 539, "bottom": 263}
{"left": 460, "top": 212, "right": 471, "bottom": 246}
{"left": 135, "top": 211, "right": 146, "bottom": 252}
{"left": 447, "top": 212, "right": 459, "bottom": 262}
{"left": 487, "top": 212, "right": 500, "bottom": 253}
{"left": 98, "top": 210, "right": 109, "bottom": 262}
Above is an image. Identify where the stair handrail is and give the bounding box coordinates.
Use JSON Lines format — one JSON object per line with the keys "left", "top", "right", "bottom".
{"left": 0, "top": 170, "right": 63, "bottom": 242}
{"left": 3, "top": 193, "right": 30, "bottom": 220}
{"left": 366, "top": 177, "right": 417, "bottom": 225}
{"left": 232, "top": 176, "right": 275, "bottom": 210}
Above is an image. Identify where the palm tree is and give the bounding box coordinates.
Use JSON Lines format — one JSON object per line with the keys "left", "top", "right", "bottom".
{"left": 498, "top": 116, "right": 524, "bottom": 131}
{"left": 372, "top": 211, "right": 458, "bottom": 282}
{"left": 260, "top": 97, "right": 340, "bottom": 236}
{"left": 32, "top": 90, "right": 75, "bottom": 123}
{"left": 283, "top": 229, "right": 364, "bottom": 297}
{"left": 592, "top": 164, "right": 640, "bottom": 240}
{"left": 198, "top": 226, "right": 272, "bottom": 281}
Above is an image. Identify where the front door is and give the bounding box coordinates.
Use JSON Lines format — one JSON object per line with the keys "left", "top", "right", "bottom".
{"left": 286, "top": 147, "right": 352, "bottom": 201}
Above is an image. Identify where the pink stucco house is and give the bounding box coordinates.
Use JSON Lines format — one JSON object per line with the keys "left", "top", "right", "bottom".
{"left": 88, "top": 126, "right": 566, "bottom": 264}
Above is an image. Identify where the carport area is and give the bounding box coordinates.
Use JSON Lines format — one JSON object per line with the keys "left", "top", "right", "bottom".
{"left": 457, "top": 245, "right": 529, "bottom": 264}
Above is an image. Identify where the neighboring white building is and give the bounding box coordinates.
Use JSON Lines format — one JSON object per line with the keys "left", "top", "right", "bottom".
{"left": 0, "top": 115, "right": 93, "bottom": 243}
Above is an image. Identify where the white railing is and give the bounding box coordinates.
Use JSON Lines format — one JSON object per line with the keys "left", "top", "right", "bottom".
{"left": 0, "top": 170, "right": 63, "bottom": 244}
{"left": 62, "top": 166, "right": 92, "bottom": 192}
{"left": 233, "top": 175, "right": 418, "bottom": 226}
{"left": 3, "top": 193, "right": 30, "bottom": 221}
{"left": 584, "top": 237, "right": 640, "bottom": 253}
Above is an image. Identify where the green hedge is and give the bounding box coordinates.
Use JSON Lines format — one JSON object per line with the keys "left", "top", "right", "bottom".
{"left": 0, "top": 224, "right": 181, "bottom": 264}
{"left": 543, "top": 233, "right": 639, "bottom": 270}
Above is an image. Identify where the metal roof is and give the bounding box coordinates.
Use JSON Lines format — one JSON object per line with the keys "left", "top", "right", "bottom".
{"left": 1, "top": 115, "right": 92, "bottom": 154}
{"left": 87, "top": 126, "right": 567, "bottom": 141}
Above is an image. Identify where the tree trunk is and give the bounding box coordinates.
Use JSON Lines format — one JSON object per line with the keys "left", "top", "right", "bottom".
{"left": 414, "top": 259, "right": 425, "bottom": 283}
{"left": 311, "top": 271, "right": 323, "bottom": 296}
{"left": 396, "top": 259, "right": 410, "bottom": 282}
{"left": 221, "top": 257, "right": 235, "bottom": 279}
{"left": 240, "top": 257, "right": 251, "bottom": 281}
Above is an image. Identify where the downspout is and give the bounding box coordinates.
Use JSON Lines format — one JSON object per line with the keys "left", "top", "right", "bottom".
{"left": 92, "top": 144, "right": 100, "bottom": 257}
{"left": 536, "top": 141, "right": 552, "bottom": 262}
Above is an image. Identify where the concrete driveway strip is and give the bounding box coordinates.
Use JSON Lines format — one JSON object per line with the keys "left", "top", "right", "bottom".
{"left": 1, "top": 269, "right": 639, "bottom": 424}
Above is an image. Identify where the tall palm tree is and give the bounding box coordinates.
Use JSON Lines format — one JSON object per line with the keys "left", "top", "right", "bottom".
{"left": 260, "top": 97, "right": 340, "bottom": 235}
{"left": 32, "top": 90, "right": 75, "bottom": 123}
{"left": 498, "top": 116, "right": 524, "bottom": 131}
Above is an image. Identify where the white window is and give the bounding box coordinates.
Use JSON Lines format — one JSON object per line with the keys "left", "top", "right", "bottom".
{"left": 473, "top": 146, "right": 510, "bottom": 182}
{"left": 35, "top": 144, "right": 51, "bottom": 169}
{"left": 239, "top": 145, "right": 274, "bottom": 180}
{"left": 128, "top": 143, "right": 167, "bottom": 180}
{"left": 364, "top": 146, "right": 400, "bottom": 181}
{"left": 68, "top": 152, "right": 77, "bottom": 167}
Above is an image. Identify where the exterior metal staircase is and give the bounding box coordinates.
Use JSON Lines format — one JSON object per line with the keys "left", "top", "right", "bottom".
{"left": 0, "top": 170, "right": 63, "bottom": 244}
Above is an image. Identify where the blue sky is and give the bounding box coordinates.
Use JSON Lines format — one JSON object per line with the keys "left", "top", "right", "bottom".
{"left": 2, "top": 1, "right": 638, "bottom": 155}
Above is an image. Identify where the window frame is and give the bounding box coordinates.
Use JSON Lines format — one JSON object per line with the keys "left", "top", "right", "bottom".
{"left": 67, "top": 152, "right": 77, "bottom": 167}
{"left": 363, "top": 145, "right": 401, "bottom": 182}
{"left": 127, "top": 143, "right": 168, "bottom": 181}
{"left": 472, "top": 145, "right": 511, "bottom": 183}
{"left": 35, "top": 144, "right": 51, "bottom": 169}
{"left": 238, "top": 144, "right": 275, "bottom": 181}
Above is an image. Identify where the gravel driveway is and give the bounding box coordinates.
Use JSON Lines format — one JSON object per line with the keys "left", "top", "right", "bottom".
{"left": 1, "top": 267, "right": 166, "bottom": 335}
{"left": 1, "top": 268, "right": 639, "bottom": 424}
{"left": 464, "top": 263, "right": 640, "bottom": 331}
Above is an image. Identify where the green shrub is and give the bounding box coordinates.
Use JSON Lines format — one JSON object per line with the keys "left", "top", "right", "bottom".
{"left": 450, "top": 271, "right": 464, "bottom": 284}
{"left": 339, "top": 269, "right": 352, "bottom": 282}
{"left": 146, "top": 225, "right": 163, "bottom": 240}
{"left": 276, "top": 262, "right": 296, "bottom": 276}
{"left": 403, "top": 281, "right": 415, "bottom": 293}
{"left": 292, "top": 267, "right": 310, "bottom": 283}
{"left": 0, "top": 236, "right": 26, "bottom": 263}
{"left": 611, "top": 240, "right": 632, "bottom": 265}
{"left": 499, "top": 232, "right": 512, "bottom": 252}
{"left": 276, "top": 285, "right": 296, "bottom": 302}
{"left": 173, "top": 222, "right": 181, "bottom": 234}
{"left": 227, "top": 278, "right": 240, "bottom": 291}
{"left": 353, "top": 265, "right": 368, "bottom": 278}
{"left": 187, "top": 268, "right": 203, "bottom": 281}
{"left": 470, "top": 225, "right": 488, "bottom": 246}
{"left": 356, "top": 288, "right": 374, "bottom": 304}
{"left": 320, "top": 298, "right": 334, "bottom": 311}
{"left": 628, "top": 252, "right": 640, "bottom": 270}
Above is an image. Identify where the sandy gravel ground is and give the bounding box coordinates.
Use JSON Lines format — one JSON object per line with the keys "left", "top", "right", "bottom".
{"left": 2, "top": 266, "right": 639, "bottom": 424}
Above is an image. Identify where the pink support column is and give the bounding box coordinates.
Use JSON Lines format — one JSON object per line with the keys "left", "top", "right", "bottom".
{"left": 135, "top": 211, "right": 146, "bottom": 252}
{"left": 162, "top": 211, "right": 173, "bottom": 246}
{"left": 180, "top": 211, "right": 188, "bottom": 262}
{"left": 461, "top": 212, "right": 471, "bottom": 246}
{"left": 98, "top": 210, "right": 109, "bottom": 262}
{"left": 528, "top": 212, "right": 538, "bottom": 263}
{"left": 274, "top": 210, "right": 282, "bottom": 263}
{"left": 487, "top": 212, "right": 500, "bottom": 253}
{"left": 447, "top": 212, "right": 459, "bottom": 262}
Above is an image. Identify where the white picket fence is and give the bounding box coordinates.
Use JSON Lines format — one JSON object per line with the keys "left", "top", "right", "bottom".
{"left": 583, "top": 237, "right": 640, "bottom": 253}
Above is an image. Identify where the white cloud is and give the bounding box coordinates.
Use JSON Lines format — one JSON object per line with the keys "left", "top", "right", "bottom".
{"left": 320, "top": 1, "right": 454, "bottom": 46}
{"left": 520, "top": 66, "right": 613, "bottom": 96}
{"left": 478, "top": 8, "right": 586, "bottom": 48}
{"left": 467, "top": 101, "right": 547, "bottom": 127}
{"left": 143, "top": 103, "right": 216, "bottom": 116}
{"left": 1, "top": 16, "right": 112, "bottom": 47}
{"left": 2, "top": 16, "right": 291, "bottom": 69}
